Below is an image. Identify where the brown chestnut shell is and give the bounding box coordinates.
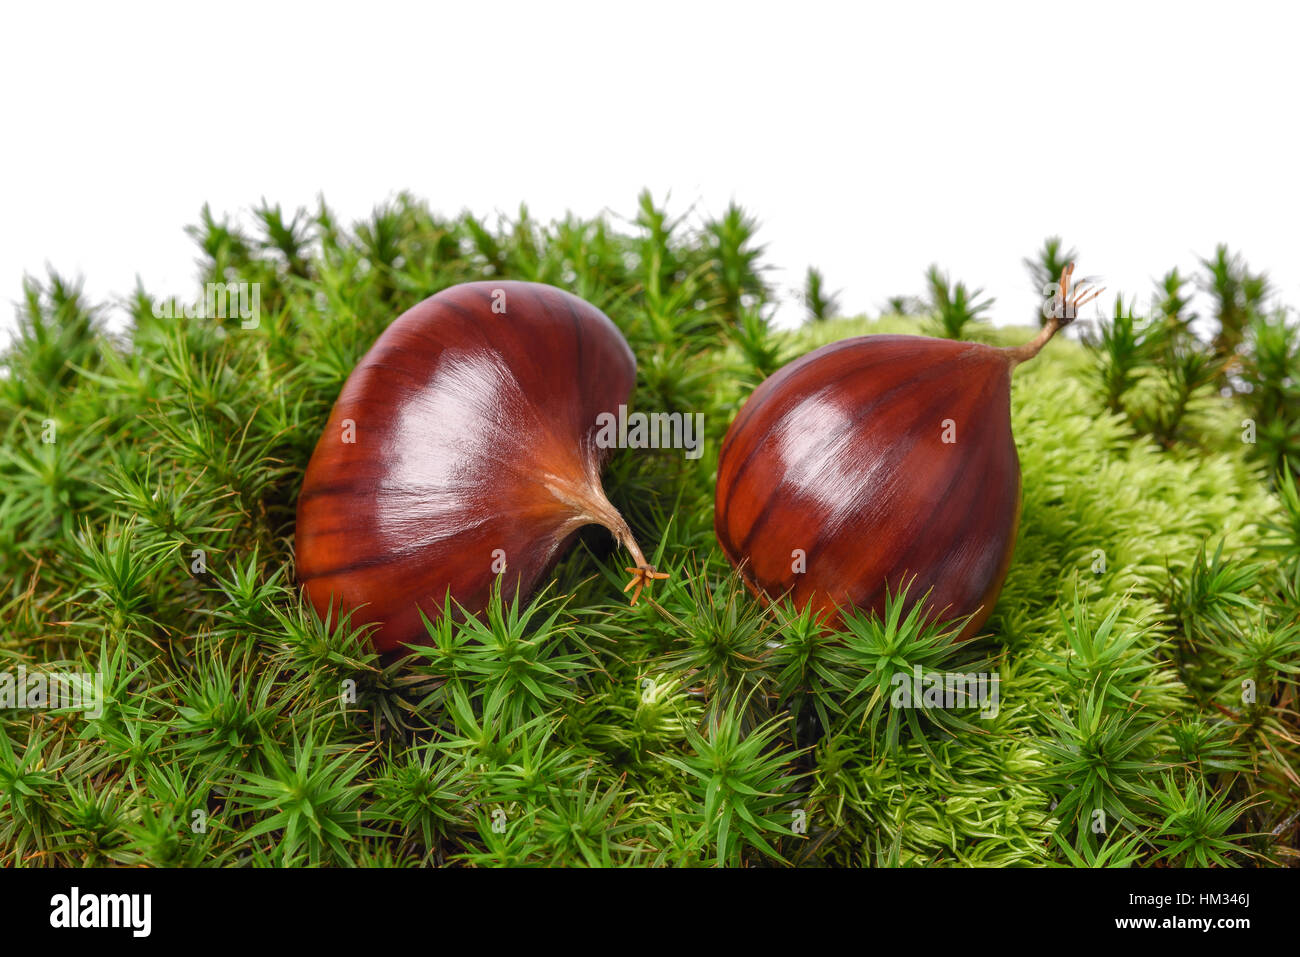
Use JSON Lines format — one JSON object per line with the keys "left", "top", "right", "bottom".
{"left": 295, "top": 281, "right": 637, "bottom": 653}
{"left": 714, "top": 334, "right": 1022, "bottom": 641}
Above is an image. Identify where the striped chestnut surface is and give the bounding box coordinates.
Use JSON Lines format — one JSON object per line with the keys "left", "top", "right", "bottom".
{"left": 295, "top": 280, "right": 666, "bottom": 654}
{"left": 715, "top": 265, "right": 1101, "bottom": 640}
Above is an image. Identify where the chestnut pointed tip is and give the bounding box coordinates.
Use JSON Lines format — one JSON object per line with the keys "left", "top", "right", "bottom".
{"left": 623, "top": 564, "right": 670, "bottom": 606}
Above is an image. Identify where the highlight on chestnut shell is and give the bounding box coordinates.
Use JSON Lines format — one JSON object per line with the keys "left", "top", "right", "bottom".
{"left": 294, "top": 280, "right": 667, "bottom": 654}
{"left": 714, "top": 265, "right": 1102, "bottom": 641}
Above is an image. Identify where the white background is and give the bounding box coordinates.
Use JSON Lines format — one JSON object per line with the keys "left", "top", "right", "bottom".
{"left": 1, "top": 0, "right": 1296, "bottom": 341}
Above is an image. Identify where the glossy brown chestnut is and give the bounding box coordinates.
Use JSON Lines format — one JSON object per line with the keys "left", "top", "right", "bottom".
{"left": 295, "top": 280, "right": 665, "bottom": 654}
{"left": 714, "top": 266, "right": 1101, "bottom": 640}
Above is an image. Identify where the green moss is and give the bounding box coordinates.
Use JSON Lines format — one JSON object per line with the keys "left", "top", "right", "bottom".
{"left": 1, "top": 194, "right": 1296, "bottom": 867}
